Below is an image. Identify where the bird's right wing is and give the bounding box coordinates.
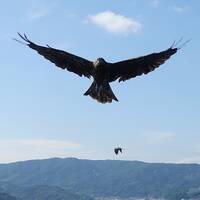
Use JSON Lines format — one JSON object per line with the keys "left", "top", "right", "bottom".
{"left": 16, "top": 33, "right": 94, "bottom": 79}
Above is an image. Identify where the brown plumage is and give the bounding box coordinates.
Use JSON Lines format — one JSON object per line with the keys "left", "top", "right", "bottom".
{"left": 16, "top": 33, "right": 185, "bottom": 104}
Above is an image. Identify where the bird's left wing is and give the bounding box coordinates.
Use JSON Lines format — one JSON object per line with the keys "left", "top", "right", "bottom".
{"left": 108, "top": 46, "right": 178, "bottom": 82}
{"left": 114, "top": 149, "right": 118, "bottom": 155}
{"left": 16, "top": 33, "right": 94, "bottom": 78}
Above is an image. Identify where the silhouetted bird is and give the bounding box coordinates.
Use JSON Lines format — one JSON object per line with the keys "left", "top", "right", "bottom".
{"left": 114, "top": 147, "right": 123, "bottom": 155}
{"left": 16, "top": 33, "right": 188, "bottom": 104}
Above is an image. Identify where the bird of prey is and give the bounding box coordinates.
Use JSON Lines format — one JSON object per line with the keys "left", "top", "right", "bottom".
{"left": 114, "top": 147, "right": 123, "bottom": 155}
{"left": 16, "top": 33, "right": 188, "bottom": 104}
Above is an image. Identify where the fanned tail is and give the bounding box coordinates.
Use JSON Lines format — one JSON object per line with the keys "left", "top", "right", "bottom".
{"left": 84, "top": 82, "right": 118, "bottom": 104}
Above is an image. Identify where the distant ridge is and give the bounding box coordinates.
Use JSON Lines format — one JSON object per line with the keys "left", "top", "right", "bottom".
{"left": 1, "top": 158, "right": 200, "bottom": 200}
{"left": 1, "top": 157, "right": 149, "bottom": 164}
{"left": 2, "top": 157, "right": 200, "bottom": 165}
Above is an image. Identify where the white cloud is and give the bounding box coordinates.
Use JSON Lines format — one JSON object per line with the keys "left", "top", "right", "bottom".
{"left": 150, "top": 0, "right": 160, "bottom": 8}
{"left": 173, "top": 5, "right": 189, "bottom": 13}
{"left": 27, "top": 9, "right": 50, "bottom": 21}
{"left": 87, "top": 11, "right": 142, "bottom": 35}
{"left": 0, "top": 139, "right": 82, "bottom": 163}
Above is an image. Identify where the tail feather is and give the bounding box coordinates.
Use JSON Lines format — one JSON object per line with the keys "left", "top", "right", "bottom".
{"left": 84, "top": 82, "right": 118, "bottom": 104}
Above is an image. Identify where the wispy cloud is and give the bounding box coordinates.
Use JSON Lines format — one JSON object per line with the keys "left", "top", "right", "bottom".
{"left": 178, "top": 156, "right": 200, "bottom": 164}
{"left": 66, "top": 13, "right": 77, "bottom": 19}
{"left": 178, "top": 145, "right": 200, "bottom": 164}
{"left": 150, "top": 0, "right": 160, "bottom": 8}
{"left": 173, "top": 5, "right": 189, "bottom": 13}
{"left": 142, "top": 131, "right": 175, "bottom": 145}
{"left": 27, "top": 8, "right": 50, "bottom": 21}
{"left": 0, "top": 139, "right": 82, "bottom": 163}
{"left": 86, "top": 11, "right": 142, "bottom": 35}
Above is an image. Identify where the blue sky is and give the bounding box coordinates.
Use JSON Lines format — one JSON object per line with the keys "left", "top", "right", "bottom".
{"left": 0, "top": 0, "right": 199, "bottom": 163}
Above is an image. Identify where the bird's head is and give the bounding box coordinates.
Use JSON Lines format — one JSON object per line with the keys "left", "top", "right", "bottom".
{"left": 94, "top": 58, "right": 106, "bottom": 67}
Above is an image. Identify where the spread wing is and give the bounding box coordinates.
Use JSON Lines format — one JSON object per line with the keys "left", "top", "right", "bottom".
{"left": 114, "top": 149, "right": 118, "bottom": 155}
{"left": 108, "top": 46, "right": 178, "bottom": 82}
{"left": 16, "top": 33, "right": 94, "bottom": 78}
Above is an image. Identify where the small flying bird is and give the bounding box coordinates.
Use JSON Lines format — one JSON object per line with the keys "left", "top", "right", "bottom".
{"left": 114, "top": 147, "right": 124, "bottom": 155}
{"left": 15, "top": 33, "right": 189, "bottom": 104}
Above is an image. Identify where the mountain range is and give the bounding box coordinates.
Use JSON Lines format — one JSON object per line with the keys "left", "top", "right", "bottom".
{"left": 1, "top": 158, "right": 200, "bottom": 199}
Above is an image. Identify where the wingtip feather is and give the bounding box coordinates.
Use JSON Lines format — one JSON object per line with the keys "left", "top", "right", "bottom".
{"left": 17, "top": 32, "right": 32, "bottom": 44}
{"left": 170, "top": 38, "right": 191, "bottom": 50}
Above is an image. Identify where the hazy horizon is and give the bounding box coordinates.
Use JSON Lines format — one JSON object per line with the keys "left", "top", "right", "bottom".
{"left": 1, "top": 156, "right": 200, "bottom": 165}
